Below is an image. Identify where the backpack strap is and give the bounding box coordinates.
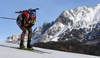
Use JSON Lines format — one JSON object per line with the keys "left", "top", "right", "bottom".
{"left": 22, "top": 11, "right": 29, "bottom": 19}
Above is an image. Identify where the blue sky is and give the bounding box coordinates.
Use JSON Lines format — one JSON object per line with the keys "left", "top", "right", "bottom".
{"left": 0, "top": 0, "right": 100, "bottom": 42}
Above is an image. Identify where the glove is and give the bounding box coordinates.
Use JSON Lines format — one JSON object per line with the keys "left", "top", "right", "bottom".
{"left": 30, "top": 20, "right": 36, "bottom": 25}
{"left": 26, "top": 24, "right": 34, "bottom": 28}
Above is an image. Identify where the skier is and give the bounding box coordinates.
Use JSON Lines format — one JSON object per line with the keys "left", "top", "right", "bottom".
{"left": 16, "top": 10, "right": 36, "bottom": 50}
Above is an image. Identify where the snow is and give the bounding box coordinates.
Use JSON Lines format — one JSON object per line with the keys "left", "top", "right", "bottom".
{"left": 63, "top": 4, "right": 100, "bottom": 29}
{"left": 45, "top": 22, "right": 66, "bottom": 42}
{"left": 51, "top": 37, "right": 59, "bottom": 41}
{"left": 93, "top": 9, "right": 100, "bottom": 21}
{"left": 0, "top": 42, "right": 99, "bottom": 58}
{"left": 31, "top": 34, "right": 42, "bottom": 44}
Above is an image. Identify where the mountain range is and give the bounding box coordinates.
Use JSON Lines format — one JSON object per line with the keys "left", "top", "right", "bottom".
{"left": 5, "top": 3, "right": 100, "bottom": 45}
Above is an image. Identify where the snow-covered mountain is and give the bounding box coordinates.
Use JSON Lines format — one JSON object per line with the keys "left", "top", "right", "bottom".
{"left": 58, "top": 3, "right": 100, "bottom": 42}
{"left": 6, "top": 3, "right": 100, "bottom": 45}
{"left": 5, "top": 33, "right": 28, "bottom": 44}
{"left": 33, "top": 3, "right": 100, "bottom": 42}
{"left": 5, "top": 33, "right": 20, "bottom": 43}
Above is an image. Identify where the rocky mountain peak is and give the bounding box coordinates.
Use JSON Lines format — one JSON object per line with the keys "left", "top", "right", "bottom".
{"left": 96, "top": 3, "right": 100, "bottom": 7}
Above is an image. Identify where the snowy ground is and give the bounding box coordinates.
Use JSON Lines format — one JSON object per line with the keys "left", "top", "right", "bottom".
{"left": 0, "top": 42, "right": 100, "bottom": 58}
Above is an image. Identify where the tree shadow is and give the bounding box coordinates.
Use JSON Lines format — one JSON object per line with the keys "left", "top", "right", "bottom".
{"left": 0, "top": 44, "right": 18, "bottom": 49}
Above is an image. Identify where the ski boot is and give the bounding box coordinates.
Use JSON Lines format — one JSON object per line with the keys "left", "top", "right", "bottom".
{"left": 27, "top": 44, "right": 34, "bottom": 50}
{"left": 20, "top": 43, "right": 26, "bottom": 50}
{"left": 27, "top": 40, "right": 34, "bottom": 50}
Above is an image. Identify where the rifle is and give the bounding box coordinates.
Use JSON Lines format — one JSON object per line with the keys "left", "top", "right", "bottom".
{"left": 15, "top": 8, "right": 39, "bottom": 13}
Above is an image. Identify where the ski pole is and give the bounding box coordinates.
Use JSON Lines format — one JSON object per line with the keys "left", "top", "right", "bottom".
{"left": 0, "top": 17, "right": 17, "bottom": 20}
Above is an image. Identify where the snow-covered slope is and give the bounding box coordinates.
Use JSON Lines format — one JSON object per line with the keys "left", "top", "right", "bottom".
{"left": 0, "top": 42, "right": 99, "bottom": 58}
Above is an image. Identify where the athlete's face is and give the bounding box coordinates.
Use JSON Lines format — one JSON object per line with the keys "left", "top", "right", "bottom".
{"left": 29, "top": 14, "right": 36, "bottom": 19}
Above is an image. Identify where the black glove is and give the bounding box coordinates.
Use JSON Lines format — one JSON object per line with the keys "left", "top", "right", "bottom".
{"left": 26, "top": 24, "right": 34, "bottom": 28}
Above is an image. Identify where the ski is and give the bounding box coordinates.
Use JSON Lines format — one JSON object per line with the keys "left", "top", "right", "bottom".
{"left": 0, "top": 44, "right": 51, "bottom": 54}
{"left": 31, "top": 49, "right": 51, "bottom": 54}
{"left": 16, "top": 48, "right": 51, "bottom": 54}
{"left": 15, "top": 8, "right": 39, "bottom": 13}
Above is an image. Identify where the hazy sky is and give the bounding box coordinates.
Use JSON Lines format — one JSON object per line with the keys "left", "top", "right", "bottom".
{"left": 0, "top": 0, "right": 100, "bottom": 42}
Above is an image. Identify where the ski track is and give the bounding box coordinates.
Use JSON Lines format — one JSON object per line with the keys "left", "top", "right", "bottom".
{"left": 0, "top": 42, "right": 100, "bottom": 58}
